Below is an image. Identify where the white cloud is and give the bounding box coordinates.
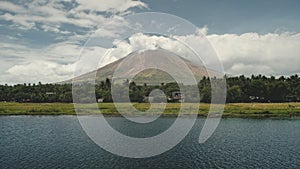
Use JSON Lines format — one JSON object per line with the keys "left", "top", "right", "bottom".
{"left": 197, "top": 25, "right": 208, "bottom": 35}
{"left": 0, "top": 0, "right": 148, "bottom": 84}
{"left": 1, "top": 0, "right": 300, "bottom": 85}
{"left": 0, "top": 0, "right": 146, "bottom": 32}
{"left": 1, "top": 31, "right": 300, "bottom": 84}
{"left": 0, "top": 13, "right": 36, "bottom": 30}
{"left": 0, "top": 40, "right": 110, "bottom": 84}
{"left": 76, "top": 46, "right": 108, "bottom": 75}
{"left": 108, "top": 33, "right": 195, "bottom": 59}
{"left": 80, "top": 31, "right": 300, "bottom": 78}
{"left": 207, "top": 32, "right": 300, "bottom": 76}
{"left": 41, "top": 24, "right": 61, "bottom": 34}
{"left": 74, "top": 0, "right": 147, "bottom": 13}
{"left": 6, "top": 61, "right": 75, "bottom": 83}
{"left": 0, "top": 41, "right": 81, "bottom": 63}
{"left": 45, "top": 42, "right": 82, "bottom": 61}
{"left": 0, "top": 1, "right": 26, "bottom": 13}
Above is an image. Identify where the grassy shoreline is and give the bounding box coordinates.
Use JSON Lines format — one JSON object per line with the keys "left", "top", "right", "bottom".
{"left": 0, "top": 102, "right": 300, "bottom": 118}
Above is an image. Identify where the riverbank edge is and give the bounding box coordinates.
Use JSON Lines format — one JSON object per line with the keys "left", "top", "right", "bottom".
{"left": 0, "top": 112, "right": 299, "bottom": 119}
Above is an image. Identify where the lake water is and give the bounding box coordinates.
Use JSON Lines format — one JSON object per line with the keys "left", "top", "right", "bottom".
{"left": 0, "top": 116, "right": 299, "bottom": 168}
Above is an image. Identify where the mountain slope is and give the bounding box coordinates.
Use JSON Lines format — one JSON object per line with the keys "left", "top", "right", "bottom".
{"left": 69, "top": 49, "right": 218, "bottom": 84}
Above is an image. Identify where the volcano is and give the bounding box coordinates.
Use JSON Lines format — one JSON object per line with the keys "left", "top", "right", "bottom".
{"left": 68, "top": 49, "right": 219, "bottom": 84}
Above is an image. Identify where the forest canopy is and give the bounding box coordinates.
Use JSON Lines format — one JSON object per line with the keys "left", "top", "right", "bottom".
{"left": 0, "top": 74, "right": 299, "bottom": 103}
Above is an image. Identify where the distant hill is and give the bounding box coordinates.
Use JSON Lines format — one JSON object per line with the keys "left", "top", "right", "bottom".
{"left": 68, "top": 49, "right": 218, "bottom": 85}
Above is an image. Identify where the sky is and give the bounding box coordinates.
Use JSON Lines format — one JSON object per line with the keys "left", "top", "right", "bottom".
{"left": 0, "top": 0, "right": 300, "bottom": 84}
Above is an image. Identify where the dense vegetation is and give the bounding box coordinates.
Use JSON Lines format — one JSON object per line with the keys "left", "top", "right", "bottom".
{"left": 0, "top": 75, "right": 299, "bottom": 103}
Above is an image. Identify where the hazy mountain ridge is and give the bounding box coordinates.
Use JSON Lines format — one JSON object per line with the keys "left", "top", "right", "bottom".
{"left": 68, "top": 49, "right": 217, "bottom": 84}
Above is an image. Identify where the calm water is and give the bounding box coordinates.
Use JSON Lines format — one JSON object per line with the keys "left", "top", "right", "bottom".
{"left": 0, "top": 116, "right": 299, "bottom": 169}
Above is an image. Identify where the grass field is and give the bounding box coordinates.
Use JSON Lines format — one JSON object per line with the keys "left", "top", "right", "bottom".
{"left": 0, "top": 102, "right": 300, "bottom": 118}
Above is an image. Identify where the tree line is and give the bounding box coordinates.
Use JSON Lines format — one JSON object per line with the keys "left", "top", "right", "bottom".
{"left": 0, "top": 74, "right": 299, "bottom": 103}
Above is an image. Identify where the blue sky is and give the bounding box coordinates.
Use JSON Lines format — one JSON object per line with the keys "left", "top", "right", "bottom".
{"left": 144, "top": 0, "right": 300, "bottom": 34}
{"left": 0, "top": 0, "right": 300, "bottom": 84}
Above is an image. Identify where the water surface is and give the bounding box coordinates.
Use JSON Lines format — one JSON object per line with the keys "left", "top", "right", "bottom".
{"left": 0, "top": 116, "right": 299, "bottom": 168}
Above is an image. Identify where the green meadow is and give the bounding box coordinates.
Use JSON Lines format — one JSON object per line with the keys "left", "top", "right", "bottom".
{"left": 0, "top": 102, "right": 300, "bottom": 118}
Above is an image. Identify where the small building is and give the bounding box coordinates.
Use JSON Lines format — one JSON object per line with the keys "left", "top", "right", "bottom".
{"left": 172, "top": 92, "right": 185, "bottom": 102}
{"left": 97, "top": 98, "right": 104, "bottom": 103}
